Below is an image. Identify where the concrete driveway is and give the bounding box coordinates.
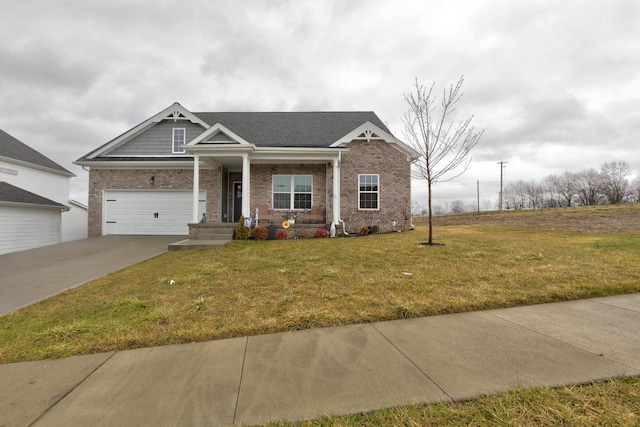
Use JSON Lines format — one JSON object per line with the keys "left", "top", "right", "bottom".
{"left": 0, "top": 236, "right": 184, "bottom": 316}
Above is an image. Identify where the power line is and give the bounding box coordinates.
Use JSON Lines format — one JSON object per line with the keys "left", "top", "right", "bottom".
{"left": 412, "top": 180, "right": 502, "bottom": 188}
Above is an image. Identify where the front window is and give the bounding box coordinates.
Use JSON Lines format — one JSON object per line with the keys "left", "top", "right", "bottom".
{"left": 172, "top": 128, "right": 186, "bottom": 153}
{"left": 273, "top": 175, "right": 312, "bottom": 210}
{"left": 359, "top": 174, "right": 379, "bottom": 210}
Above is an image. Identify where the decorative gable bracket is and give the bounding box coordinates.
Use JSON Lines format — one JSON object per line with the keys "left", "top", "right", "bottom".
{"left": 356, "top": 129, "right": 380, "bottom": 142}
{"left": 169, "top": 109, "right": 187, "bottom": 122}
{"left": 331, "top": 121, "right": 421, "bottom": 161}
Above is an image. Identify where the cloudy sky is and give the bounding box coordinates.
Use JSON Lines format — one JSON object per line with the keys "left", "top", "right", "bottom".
{"left": 1, "top": 0, "right": 638, "bottom": 210}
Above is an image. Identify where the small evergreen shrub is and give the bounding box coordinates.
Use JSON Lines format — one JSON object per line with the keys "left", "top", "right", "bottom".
{"left": 315, "top": 228, "right": 329, "bottom": 238}
{"left": 235, "top": 215, "right": 250, "bottom": 240}
{"left": 275, "top": 229, "right": 288, "bottom": 240}
{"left": 252, "top": 225, "right": 268, "bottom": 240}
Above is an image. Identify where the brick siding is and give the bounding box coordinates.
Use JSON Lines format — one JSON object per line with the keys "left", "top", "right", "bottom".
{"left": 340, "top": 140, "right": 412, "bottom": 233}
{"left": 88, "top": 140, "right": 412, "bottom": 236}
{"left": 249, "top": 163, "right": 327, "bottom": 224}
{"left": 87, "top": 167, "right": 221, "bottom": 236}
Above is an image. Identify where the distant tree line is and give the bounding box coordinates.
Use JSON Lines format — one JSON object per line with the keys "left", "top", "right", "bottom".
{"left": 411, "top": 160, "right": 639, "bottom": 215}
{"left": 502, "top": 160, "right": 639, "bottom": 210}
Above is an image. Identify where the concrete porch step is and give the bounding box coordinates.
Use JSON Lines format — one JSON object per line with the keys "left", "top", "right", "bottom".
{"left": 171, "top": 223, "right": 236, "bottom": 250}
{"left": 195, "top": 232, "right": 234, "bottom": 240}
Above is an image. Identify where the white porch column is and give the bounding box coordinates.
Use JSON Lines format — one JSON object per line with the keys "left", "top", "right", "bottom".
{"left": 192, "top": 154, "right": 200, "bottom": 223}
{"left": 332, "top": 157, "right": 340, "bottom": 225}
{"left": 242, "top": 155, "right": 251, "bottom": 218}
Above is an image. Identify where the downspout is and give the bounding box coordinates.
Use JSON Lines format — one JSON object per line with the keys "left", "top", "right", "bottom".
{"left": 333, "top": 151, "right": 348, "bottom": 235}
{"left": 59, "top": 208, "right": 63, "bottom": 243}
{"left": 192, "top": 154, "right": 200, "bottom": 223}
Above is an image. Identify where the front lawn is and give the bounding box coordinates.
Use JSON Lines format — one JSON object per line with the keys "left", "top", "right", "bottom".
{"left": 267, "top": 377, "right": 640, "bottom": 426}
{"left": 1, "top": 207, "right": 639, "bottom": 363}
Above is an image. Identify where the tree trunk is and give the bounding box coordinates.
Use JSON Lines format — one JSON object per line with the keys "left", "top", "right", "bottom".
{"left": 428, "top": 179, "right": 433, "bottom": 244}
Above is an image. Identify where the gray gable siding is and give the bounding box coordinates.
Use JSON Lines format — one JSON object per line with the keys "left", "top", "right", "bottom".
{"left": 109, "top": 120, "right": 205, "bottom": 156}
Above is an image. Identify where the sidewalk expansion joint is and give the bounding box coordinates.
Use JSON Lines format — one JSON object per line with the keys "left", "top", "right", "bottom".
{"left": 232, "top": 336, "right": 249, "bottom": 424}
{"left": 30, "top": 351, "right": 118, "bottom": 426}
{"left": 484, "top": 311, "right": 639, "bottom": 372}
{"left": 589, "top": 296, "right": 640, "bottom": 314}
{"left": 369, "top": 323, "right": 453, "bottom": 401}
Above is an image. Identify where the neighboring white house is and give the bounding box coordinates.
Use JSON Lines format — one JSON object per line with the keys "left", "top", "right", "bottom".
{"left": 62, "top": 200, "right": 88, "bottom": 242}
{"left": 0, "top": 129, "right": 87, "bottom": 255}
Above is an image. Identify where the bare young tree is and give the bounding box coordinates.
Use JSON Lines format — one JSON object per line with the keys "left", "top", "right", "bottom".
{"left": 403, "top": 76, "right": 485, "bottom": 244}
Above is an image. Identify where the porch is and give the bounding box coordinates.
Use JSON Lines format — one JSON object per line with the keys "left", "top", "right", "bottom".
{"left": 184, "top": 141, "right": 343, "bottom": 227}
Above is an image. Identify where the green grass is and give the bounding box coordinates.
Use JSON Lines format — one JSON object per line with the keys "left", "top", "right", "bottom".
{"left": 1, "top": 205, "right": 639, "bottom": 425}
{"left": 1, "top": 206, "right": 639, "bottom": 363}
{"left": 265, "top": 377, "right": 640, "bottom": 426}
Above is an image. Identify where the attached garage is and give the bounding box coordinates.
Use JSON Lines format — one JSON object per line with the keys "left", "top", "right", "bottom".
{"left": 0, "top": 206, "right": 62, "bottom": 255}
{"left": 0, "top": 182, "right": 67, "bottom": 255}
{"left": 103, "top": 190, "right": 205, "bottom": 235}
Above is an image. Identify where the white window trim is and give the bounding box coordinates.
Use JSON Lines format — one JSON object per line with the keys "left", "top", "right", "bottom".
{"left": 272, "top": 175, "right": 313, "bottom": 210}
{"left": 172, "top": 128, "right": 186, "bottom": 154}
{"left": 358, "top": 174, "right": 380, "bottom": 211}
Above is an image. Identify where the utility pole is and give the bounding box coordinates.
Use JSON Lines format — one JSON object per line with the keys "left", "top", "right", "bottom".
{"left": 477, "top": 180, "right": 480, "bottom": 214}
{"left": 498, "top": 161, "right": 507, "bottom": 211}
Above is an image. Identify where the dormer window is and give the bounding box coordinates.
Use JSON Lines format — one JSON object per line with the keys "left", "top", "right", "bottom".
{"left": 172, "top": 128, "right": 186, "bottom": 153}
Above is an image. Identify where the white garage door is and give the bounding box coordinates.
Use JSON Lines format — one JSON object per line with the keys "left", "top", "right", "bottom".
{"left": 0, "top": 206, "right": 61, "bottom": 255}
{"left": 104, "top": 190, "right": 206, "bottom": 235}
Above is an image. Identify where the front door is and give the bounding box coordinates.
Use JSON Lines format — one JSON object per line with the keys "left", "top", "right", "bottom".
{"left": 233, "top": 182, "right": 242, "bottom": 222}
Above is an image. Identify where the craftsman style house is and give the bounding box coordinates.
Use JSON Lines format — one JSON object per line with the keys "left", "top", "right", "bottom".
{"left": 76, "top": 103, "right": 418, "bottom": 237}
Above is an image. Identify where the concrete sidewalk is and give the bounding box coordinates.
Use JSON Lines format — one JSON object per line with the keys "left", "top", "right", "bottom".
{"left": 2, "top": 294, "right": 639, "bottom": 426}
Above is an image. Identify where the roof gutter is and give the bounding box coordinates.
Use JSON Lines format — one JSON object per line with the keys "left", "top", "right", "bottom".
{"left": 0, "top": 201, "right": 69, "bottom": 211}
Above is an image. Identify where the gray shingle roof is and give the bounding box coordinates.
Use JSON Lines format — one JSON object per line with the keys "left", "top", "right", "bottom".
{"left": 0, "top": 181, "right": 67, "bottom": 208}
{"left": 0, "top": 129, "right": 73, "bottom": 175}
{"left": 193, "top": 111, "right": 390, "bottom": 147}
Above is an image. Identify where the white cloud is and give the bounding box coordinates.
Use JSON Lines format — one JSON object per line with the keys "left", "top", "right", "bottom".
{"left": 1, "top": 0, "right": 639, "bottom": 207}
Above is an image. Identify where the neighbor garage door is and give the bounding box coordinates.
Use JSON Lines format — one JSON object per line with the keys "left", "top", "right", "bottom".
{"left": 104, "top": 190, "right": 205, "bottom": 235}
{"left": 0, "top": 206, "right": 61, "bottom": 255}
